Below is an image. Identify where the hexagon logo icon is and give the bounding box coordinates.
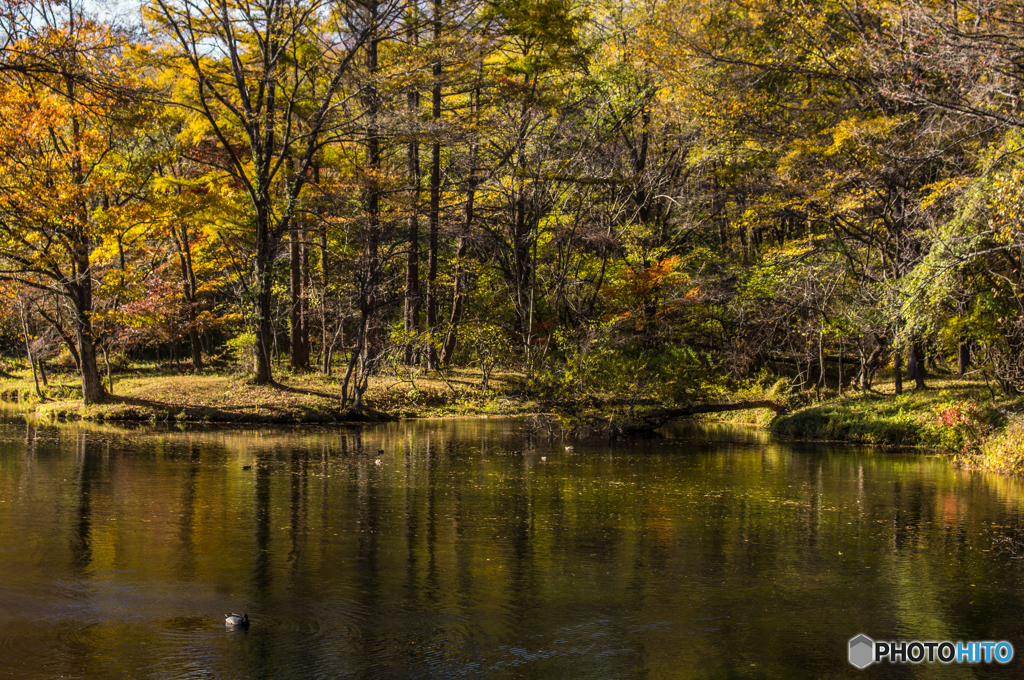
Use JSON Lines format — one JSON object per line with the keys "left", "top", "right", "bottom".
{"left": 849, "top": 634, "right": 874, "bottom": 669}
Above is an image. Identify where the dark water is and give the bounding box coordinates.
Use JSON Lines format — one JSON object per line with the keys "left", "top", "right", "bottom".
{"left": 1, "top": 417, "right": 1023, "bottom": 678}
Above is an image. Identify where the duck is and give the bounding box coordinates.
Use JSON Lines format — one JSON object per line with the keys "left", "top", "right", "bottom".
{"left": 225, "top": 613, "right": 249, "bottom": 627}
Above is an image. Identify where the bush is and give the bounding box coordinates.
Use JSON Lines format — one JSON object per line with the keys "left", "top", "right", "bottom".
{"left": 929, "top": 399, "right": 992, "bottom": 455}
{"left": 977, "top": 418, "right": 1024, "bottom": 475}
{"left": 224, "top": 331, "right": 257, "bottom": 371}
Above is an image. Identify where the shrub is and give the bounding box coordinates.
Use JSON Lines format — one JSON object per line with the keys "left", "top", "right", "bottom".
{"left": 977, "top": 418, "right": 1024, "bottom": 475}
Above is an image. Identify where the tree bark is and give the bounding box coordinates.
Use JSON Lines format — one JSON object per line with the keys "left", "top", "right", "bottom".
{"left": 441, "top": 237, "right": 467, "bottom": 364}
{"left": 19, "top": 301, "right": 44, "bottom": 401}
{"left": 893, "top": 344, "right": 903, "bottom": 396}
{"left": 290, "top": 227, "right": 309, "bottom": 370}
{"left": 958, "top": 340, "right": 970, "bottom": 376}
{"left": 425, "top": 0, "right": 442, "bottom": 368}
{"left": 320, "top": 226, "right": 332, "bottom": 374}
{"left": 173, "top": 222, "right": 203, "bottom": 372}
{"left": 253, "top": 213, "right": 276, "bottom": 385}
{"left": 908, "top": 340, "right": 926, "bottom": 389}
{"left": 301, "top": 230, "right": 310, "bottom": 363}
{"left": 440, "top": 66, "right": 480, "bottom": 366}
{"left": 75, "top": 303, "right": 105, "bottom": 404}
{"left": 404, "top": 2, "right": 422, "bottom": 365}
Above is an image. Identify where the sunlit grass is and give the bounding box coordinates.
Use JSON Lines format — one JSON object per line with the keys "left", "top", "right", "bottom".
{"left": 0, "top": 361, "right": 536, "bottom": 423}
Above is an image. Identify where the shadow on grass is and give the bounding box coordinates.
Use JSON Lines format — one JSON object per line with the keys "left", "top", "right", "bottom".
{"left": 99, "top": 391, "right": 384, "bottom": 424}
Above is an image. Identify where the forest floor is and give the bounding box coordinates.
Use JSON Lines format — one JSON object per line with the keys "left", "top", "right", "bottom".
{"left": 0, "top": 362, "right": 539, "bottom": 423}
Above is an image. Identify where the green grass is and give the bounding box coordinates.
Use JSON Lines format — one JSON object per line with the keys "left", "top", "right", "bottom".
{"left": 0, "top": 361, "right": 538, "bottom": 423}
{"left": 772, "top": 377, "right": 1017, "bottom": 450}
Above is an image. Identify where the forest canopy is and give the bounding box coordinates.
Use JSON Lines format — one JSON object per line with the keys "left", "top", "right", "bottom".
{"left": 1, "top": 0, "right": 1022, "bottom": 408}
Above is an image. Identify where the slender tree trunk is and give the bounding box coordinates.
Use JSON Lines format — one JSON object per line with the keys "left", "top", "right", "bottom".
{"left": 289, "top": 227, "right": 309, "bottom": 370}
{"left": 350, "top": 0, "right": 383, "bottom": 404}
{"left": 441, "top": 67, "right": 480, "bottom": 366}
{"left": 838, "top": 337, "right": 843, "bottom": 397}
{"left": 253, "top": 230, "right": 275, "bottom": 384}
{"left": 909, "top": 340, "right": 926, "bottom": 389}
{"left": 441, "top": 237, "right": 468, "bottom": 364}
{"left": 19, "top": 301, "right": 44, "bottom": 401}
{"left": 893, "top": 344, "right": 903, "bottom": 396}
{"left": 173, "top": 222, "right": 203, "bottom": 373}
{"left": 38, "top": 306, "right": 80, "bottom": 371}
{"left": 404, "top": 2, "right": 422, "bottom": 364}
{"left": 301, "top": 231, "right": 310, "bottom": 362}
{"left": 101, "top": 344, "right": 113, "bottom": 395}
{"left": 958, "top": 340, "right": 970, "bottom": 376}
{"left": 320, "top": 227, "right": 332, "bottom": 374}
{"left": 425, "top": 0, "right": 442, "bottom": 368}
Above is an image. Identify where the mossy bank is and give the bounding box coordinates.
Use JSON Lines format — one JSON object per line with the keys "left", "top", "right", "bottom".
{"left": 767, "top": 379, "right": 1024, "bottom": 476}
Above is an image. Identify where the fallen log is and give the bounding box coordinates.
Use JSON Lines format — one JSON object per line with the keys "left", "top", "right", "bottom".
{"left": 632, "top": 400, "right": 785, "bottom": 430}
{"left": 651, "top": 400, "right": 785, "bottom": 418}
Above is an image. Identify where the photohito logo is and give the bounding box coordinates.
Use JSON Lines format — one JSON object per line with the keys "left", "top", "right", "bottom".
{"left": 849, "top": 635, "right": 1013, "bottom": 668}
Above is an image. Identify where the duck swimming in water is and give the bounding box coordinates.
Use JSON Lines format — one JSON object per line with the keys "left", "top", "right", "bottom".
{"left": 225, "top": 613, "right": 249, "bottom": 627}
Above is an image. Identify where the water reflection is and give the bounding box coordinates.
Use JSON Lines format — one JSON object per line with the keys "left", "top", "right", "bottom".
{"left": 0, "top": 419, "right": 1023, "bottom": 677}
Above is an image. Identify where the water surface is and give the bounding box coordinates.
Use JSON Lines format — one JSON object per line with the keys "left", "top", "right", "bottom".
{"left": 0, "top": 417, "right": 1022, "bottom": 678}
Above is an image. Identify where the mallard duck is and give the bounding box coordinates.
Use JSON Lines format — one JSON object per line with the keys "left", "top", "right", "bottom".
{"left": 225, "top": 613, "right": 249, "bottom": 627}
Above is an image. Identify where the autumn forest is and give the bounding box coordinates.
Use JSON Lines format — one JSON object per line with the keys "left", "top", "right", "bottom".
{"left": 1, "top": 0, "right": 1023, "bottom": 417}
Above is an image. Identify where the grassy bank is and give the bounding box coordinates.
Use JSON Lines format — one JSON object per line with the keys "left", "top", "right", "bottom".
{"left": 0, "top": 363, "right": 539, "bottom": 423}
{"left": 769, "top": 378, "right": 1024, "bottom": 475}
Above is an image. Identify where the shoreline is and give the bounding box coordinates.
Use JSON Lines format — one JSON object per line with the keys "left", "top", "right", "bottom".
{"left": 2, "top": 369, "right": 1022, "bottom": 477}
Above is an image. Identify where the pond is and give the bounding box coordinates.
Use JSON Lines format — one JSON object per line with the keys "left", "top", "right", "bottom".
{"left": 0, "top": 416, "right": 1022, "bottom": 678}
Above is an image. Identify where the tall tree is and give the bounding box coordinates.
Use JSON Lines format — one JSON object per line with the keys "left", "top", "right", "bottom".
{"left": 146, "top": 0, "right": 397, "bottom": 384}
{"left": 0, "top": 2, "right": 148, "bottom": 404}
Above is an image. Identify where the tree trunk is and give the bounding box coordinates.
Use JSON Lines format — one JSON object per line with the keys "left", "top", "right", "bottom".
{"left": 19, "top": 302, "right": 44, "bottom": 401}
{"left": 440, "top": 65, "right": 480, "bottom": 367}
{"left": 173, "top": 222, "right": 203, "bottom": 373}
{"left": 958, "top": 340, "right": 970, "bottom": 376}
{"left": 301, "top": 231, "right": 310, "bottom": 363}
{"left": 838, "top": 337, "right": 843, "bottom": 397}
{"left": 893, "top": 344, "right": 903, "bottom": 396}
{"left": 425, "top": 0, "right": 442, "bottom": 368}
{"left": 404, "top": 4, "right": 422, "bottom": 365}
{"left": 253, "top": 241, "right": 275, "bottom": 384}
{"left": 908, "top": 340, "right": 926, "bottom": 389}
{"left": 289, "top": 228, "right": 309, "bottom": 370}
{"left": 320, "top": 227, "right": 332, "bottom": 374}
{"left": 858, "top": 334, "right": 885, "bottom": 390}
{"left": 188, "top": 328, "right": 202, "bottom": 374}
{"left": 441, "top": 237, "right": 468, "bottom": 364}
{"left": 76, "top": 309, "right": 105, "bottom": 405}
